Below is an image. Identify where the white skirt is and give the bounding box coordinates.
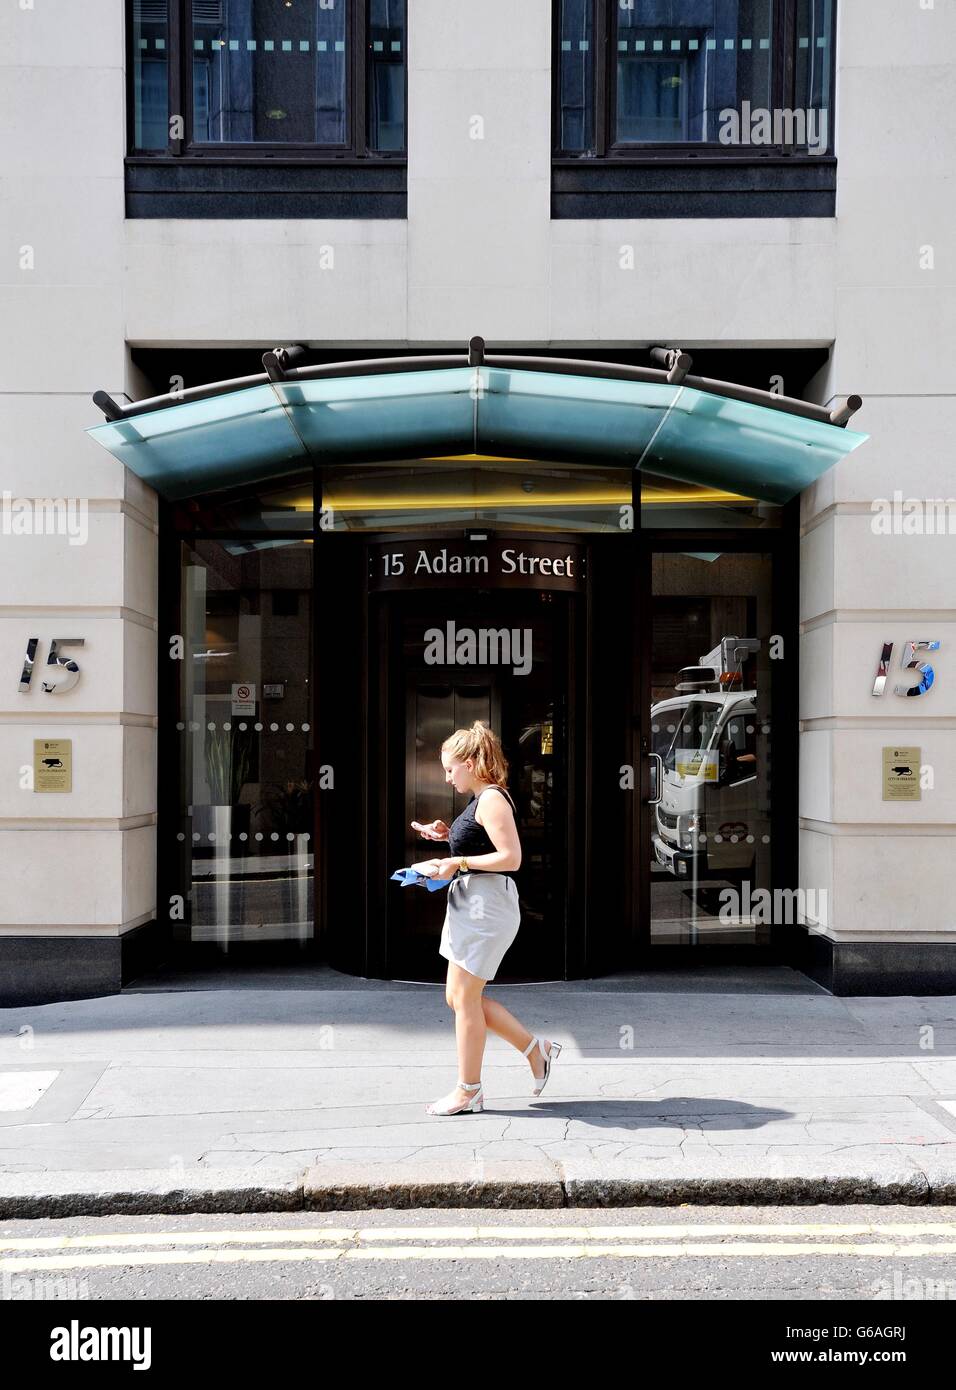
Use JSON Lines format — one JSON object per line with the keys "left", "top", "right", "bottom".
{"left": 438, "top": 872, "right": 521, "bottom": 981}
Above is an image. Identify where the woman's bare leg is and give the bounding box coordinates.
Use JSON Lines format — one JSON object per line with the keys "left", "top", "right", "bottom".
{"left": 433, "top": 963, "right": 488, "bottom": 1107}
{"left": 481, "top": 996, "right": 551, "bottom": 1079}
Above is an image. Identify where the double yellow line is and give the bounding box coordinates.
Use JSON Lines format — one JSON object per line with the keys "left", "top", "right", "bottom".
{"left": 3, "top": 1223, "right": 956, "bottom": 1270}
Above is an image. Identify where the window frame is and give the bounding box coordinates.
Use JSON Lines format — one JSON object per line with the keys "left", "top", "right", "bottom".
{"left": 126, "top": 0, "right": 407, "bottom": 163}
{"left": 553, "top": 0, "right": 836, "bottom": 164}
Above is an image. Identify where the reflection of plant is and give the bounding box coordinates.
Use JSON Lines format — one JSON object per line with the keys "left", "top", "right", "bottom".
{"left": 266, "top": 780, "right": 314, "bottom": 836}
{"left": 204, "top": 726, "right": 252, "bottom": 804}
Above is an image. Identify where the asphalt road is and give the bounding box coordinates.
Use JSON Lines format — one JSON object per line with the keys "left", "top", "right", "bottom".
{"left": 3, "top": 1204, "right": 956, "bottom": 1304}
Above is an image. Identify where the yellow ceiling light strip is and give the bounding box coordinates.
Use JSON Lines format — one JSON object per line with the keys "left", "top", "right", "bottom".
{"left": 417, "top": 453, "right": 539, "bottom": 464}
{"left": 323, "top": 490, "right": 629, "bottom": 510}
{"left": 642, "top": 487, "right": 753, "bottom": 503}
{"left": 322, "top": 487, "right": 754, "bottom": 510}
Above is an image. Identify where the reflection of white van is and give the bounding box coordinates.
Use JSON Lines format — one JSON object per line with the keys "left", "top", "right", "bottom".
{"left": 651, "top": 639, "right": 764, "bottom": 881}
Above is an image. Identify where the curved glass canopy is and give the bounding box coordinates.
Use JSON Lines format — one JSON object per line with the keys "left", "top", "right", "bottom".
{"left": 87, "top": 364, "right": 867, "bottom": 504}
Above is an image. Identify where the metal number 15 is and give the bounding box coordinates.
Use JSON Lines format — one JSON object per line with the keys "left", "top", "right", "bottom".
{"left": 872, "top": 641, "right": 940, "bottom": 698}
{"left": 18, "top": 638, "right": 85, "bottom": 694}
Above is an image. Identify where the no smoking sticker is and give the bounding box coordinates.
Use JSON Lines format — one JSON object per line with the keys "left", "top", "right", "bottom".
{"left": 231, "top": 682, "right": 256, "bottom": 715}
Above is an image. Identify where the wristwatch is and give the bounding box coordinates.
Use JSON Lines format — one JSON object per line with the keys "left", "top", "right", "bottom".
{"left": 459, "top": 856, "right": 469, "bottom": 872}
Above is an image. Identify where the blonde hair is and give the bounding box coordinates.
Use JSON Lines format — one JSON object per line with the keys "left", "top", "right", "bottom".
{"left": 442, "top": 720, "right": 509, "bottom": 787}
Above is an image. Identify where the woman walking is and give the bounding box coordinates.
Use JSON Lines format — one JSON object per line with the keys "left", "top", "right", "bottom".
{"left": 411, "top": 720, "right": 562, "bottom": 1116}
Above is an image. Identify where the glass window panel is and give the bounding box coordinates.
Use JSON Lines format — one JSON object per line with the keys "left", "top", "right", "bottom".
{"left": 321, "top": 458, "right": 634, "bottom": 532}
{"left": 616, "top": 1, "right": 774, "bottom": 144}
{"left": 649, "top": 552, "right": 775, "bottom": 947}
{"left": 131, "top": 0, "right": 169, "bottom": 150}
{"left": 641, "top": 471, "right": 783, "bottom": 528}
{"left": 172, "top": 473, "right": 315, "bottom": 534}
{"left": 175, "top": 538, "right": 315, "bottom": 949}
{"left": 557, "top": 0, "right": 595, "bottom": 152}
{"left": 795, "top": 0, "right": 833, "bottom": 153}
{"left": 86, "top": 385, "right": 307, "bottom": 500}
{"left": 191, "top": 0, "right": 348, "bottom": 145}
{"left": 368, "top": 0, "right": 406, "bottom": 150}
{"left": 639, "top": 383, "right": 864, "bottom": 502}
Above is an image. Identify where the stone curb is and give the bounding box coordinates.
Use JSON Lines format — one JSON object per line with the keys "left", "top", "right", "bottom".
{"left": 3, "top": 1159, "right": 956, "bottom": 1217}
{"left": 0, "top": 1168, "right": 303, "bottom": 1220}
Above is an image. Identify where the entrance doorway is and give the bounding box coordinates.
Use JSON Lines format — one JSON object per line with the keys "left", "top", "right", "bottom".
{"left": 160, "top": 473, "right": 796, "bottom": 983}
{"left": 372, "top": 586, "right": 577, "bottom": 982}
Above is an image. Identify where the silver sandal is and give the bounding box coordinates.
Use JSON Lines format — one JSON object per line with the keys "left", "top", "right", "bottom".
{"left": 425, "top": 1080, "right": 484, "bottom": 1115}
{"left": 523, "top": 1036, "right": 562, "bottom": 1096}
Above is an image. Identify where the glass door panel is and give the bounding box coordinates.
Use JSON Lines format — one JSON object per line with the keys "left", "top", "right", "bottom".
{"left": 174, "top": 537, "right": 314, "bottom": 951}
{"left": 646, "top": 551, "right": 775, "bottom": 947}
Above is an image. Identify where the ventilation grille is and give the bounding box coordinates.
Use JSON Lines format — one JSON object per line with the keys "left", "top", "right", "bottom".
{"left": 134, "top": 0, "right": 224, "bottom": 21}
{"left": 133, "top": 0, "right": 168, "bottom": 22}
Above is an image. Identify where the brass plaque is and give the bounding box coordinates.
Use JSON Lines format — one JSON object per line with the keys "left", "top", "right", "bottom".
{"left": 882, "top": 746, "right": 920, "bottom": 802}
{"left": 34, "top": 738, "right": 72, "bottom": 792}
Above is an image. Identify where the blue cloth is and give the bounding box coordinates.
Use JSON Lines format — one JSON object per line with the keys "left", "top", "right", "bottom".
{"left": 391, "top": 867, "right": 452, "bottom": 892}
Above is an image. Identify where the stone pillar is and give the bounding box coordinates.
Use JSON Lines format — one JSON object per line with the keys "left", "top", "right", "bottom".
{"left": 0, "top": 3, "right": 157, "bottom": 1003}
{"left": 407, "top": 0, "right": 553, "bottom": 343}
{"left": 798, "top": 0, "right": 956, "bottom": 992}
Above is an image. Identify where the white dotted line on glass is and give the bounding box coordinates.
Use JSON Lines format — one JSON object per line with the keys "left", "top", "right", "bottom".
{"left": 699, "top": 834, "right": 771, "bottom": 845}
{"left": 613, "top": 37, "right": 825, "bottom": 53}
{"left": 651, "top": 723, "right": 771, "bottom": 734}
{"left": 177, "top": 831, "right": 311, "bottom": 843}
{"left": 176, "top": 722, "right": 310, "bottom": 732}
{"left": 186, "top": 38, "right": 354, "bottom": 53}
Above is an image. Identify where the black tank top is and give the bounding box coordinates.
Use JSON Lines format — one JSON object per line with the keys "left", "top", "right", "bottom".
{"left": 448, "top": 785, "right": 519, "bottom": 878}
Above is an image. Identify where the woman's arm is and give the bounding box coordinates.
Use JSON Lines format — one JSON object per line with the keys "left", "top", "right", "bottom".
{"left": 434, "top": 791, "right": 521, "bottom": 876}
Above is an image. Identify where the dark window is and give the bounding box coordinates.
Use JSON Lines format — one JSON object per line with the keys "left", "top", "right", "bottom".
{"left": 615, "top": 1, "right": 776, "bottom": 147}
{"left": 795, "top": 0, "right": 833, "bottom": 120}
{"left": 130, "top": 0, "right": 170, "bottom": 150}
{"left": 367, "top": 0, "right": 407, "bottom": 151}
{"left": 189, "top": 0, "right": 349, "bottom": 146}
{"left": 556, "top": 0, "right": 594, "bottom": 152}
{"left": 555, "top": 0, "right": 835, "bottom": 157}
{"left": 128, "top": 0, "right": 406, "bottom": 157}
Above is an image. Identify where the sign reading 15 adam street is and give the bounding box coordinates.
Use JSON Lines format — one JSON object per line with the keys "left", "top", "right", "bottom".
{"left": 368, "top": 540, "right": 586, "bottom": 593}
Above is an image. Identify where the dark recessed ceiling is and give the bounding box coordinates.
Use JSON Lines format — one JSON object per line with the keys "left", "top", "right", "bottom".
{"left": 131, "top": 344, "right": 830, "bottom": 401}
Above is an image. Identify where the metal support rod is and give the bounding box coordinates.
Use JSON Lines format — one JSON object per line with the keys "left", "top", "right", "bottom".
{"left": 91, "top": 344, "right": 862, "bottom": 430}
{"left": 667, "top": 352, "right": 692, "bottom": 385}
{"left": 92, "top": 356, "right": 474, "bottom": 421}
{"left": 486, "top": 353, "right": 668, "bottom": 388}
{"left": 262, "top": 345, "right": 308, "bottom": 381}
{"left": 650, "top": 345, "right": 694, "bottom": 383}
{"left": 827, "top": 395, "right": 863, "bottom": 427}
{"left": 484, "top": 353, "right": 840, "bottom": 424}
{"left": 681, "top": 371, "right": 828, "bottom": 423}
{"left": 93, "top": 372, "right": 270, "bottom": 420}
{"left": 285, "top": 353, "right": 470, "bottom": 384}
{"left": 92, "top": 390, "right": 126, "bottom": 423}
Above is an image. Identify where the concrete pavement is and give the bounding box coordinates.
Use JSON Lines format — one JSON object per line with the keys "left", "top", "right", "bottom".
{"left": 3, "top": 966, "right": 956, "bottom": 1215}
